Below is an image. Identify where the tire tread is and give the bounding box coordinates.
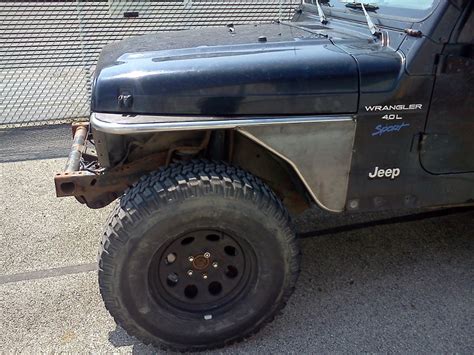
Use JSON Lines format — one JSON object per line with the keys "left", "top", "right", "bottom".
{"left": 98, "top": 159, "right": 300, "bottom": 352}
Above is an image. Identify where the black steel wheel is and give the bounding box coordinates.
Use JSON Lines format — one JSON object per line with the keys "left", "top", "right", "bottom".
{"left": 98, "top": 160, "right": 300, "bottom": 352}
{"left": 150, "top": 229, "right": 255, "bottom": 314}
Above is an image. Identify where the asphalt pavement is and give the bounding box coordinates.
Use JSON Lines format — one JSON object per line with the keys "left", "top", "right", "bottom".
{"left": 0, "top": 126, "right": 473, "bottom": 353}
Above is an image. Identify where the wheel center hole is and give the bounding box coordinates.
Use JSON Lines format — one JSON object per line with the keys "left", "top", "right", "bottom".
{"left": 192, "top": 255, "right": 209, "bottom": 270}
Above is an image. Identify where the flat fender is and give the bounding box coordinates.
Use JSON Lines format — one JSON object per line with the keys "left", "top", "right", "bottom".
{"left": 238, "top": 118, "right": 356, "bottom": 212}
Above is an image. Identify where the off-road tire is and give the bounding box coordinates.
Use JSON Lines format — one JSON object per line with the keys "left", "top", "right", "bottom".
{"left": 98, "top": 160, "right": 300, "bottom": 352}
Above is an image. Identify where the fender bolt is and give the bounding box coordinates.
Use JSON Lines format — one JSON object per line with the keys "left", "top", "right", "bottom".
{"left": 187, "top": 270, "right": 193, "bottom": 276}
{"left": 202, "top": 273, "right": 208, "bottom": 279}
{"left": 212, "top": 262, "right": 218, "bottom": 268}
{"left": 188, "top": 256, "right": 194, "bottom": 262}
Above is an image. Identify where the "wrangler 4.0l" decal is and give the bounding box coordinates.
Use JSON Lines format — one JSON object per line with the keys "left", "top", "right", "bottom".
{"left": 381, "top": 114, "right": 403, "bottom": 120}
{"left": 372, "top": 122, "right": 410, "bottom": 136}
{"left": 368, "top": 167, "right": 401, "bottom": 179}
{"left": 365, "top": 104, "right": 423, "bottom": 112}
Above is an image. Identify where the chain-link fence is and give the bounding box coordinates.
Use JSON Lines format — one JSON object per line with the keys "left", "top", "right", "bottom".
{"left": 0, "top": 0, "right": 300, "bottom": 127}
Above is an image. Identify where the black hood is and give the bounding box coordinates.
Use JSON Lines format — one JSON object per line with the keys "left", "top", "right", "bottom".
{"left": 92, "top": 23, "right": 360, "bottom": 116}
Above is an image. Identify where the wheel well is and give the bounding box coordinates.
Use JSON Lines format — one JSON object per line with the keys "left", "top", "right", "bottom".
{"left": 90, "top": 129, "right": 312, "bottom": 213}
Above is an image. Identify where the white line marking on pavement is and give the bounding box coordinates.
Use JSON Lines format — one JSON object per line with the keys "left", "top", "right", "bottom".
{"left": 0, "top": 263, "right": 96, "bottom": 285}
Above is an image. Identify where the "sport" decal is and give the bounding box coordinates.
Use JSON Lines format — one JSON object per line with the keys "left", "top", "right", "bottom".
{"left": 372, "top": 122, "right": 410, "bottom": 136}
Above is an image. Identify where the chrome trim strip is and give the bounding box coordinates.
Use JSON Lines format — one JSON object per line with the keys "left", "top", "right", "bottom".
{"left": 91, "top": 112, "right": 353, "bottom": 134}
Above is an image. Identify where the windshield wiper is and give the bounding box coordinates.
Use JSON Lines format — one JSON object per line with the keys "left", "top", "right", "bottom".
{"left": 315, "top": 0, "right": 328, "bottom": 25}
{"left": 345, "top": 2, "right": 379, "bottom": 11}
{"left": 345, "top": 2, "right": 381, "bottom": 37}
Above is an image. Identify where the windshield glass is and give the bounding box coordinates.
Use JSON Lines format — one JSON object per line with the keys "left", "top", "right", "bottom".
{"left": 307, "top": 0, "right": 439, "bottom": 21}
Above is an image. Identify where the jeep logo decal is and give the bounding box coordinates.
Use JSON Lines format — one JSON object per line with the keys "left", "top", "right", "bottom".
{"left": 365, "top": 104, "right": 423, "bottom": 112}
{"left": 368, "top": 167, "right": 401, "bottom": 180}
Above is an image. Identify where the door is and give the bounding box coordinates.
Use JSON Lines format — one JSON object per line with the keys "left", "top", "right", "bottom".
{"left": 420, "top": 4, "right": 474, "bottom": 174}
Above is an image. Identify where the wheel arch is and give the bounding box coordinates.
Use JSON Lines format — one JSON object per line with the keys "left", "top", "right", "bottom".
{"left": 82, "top": 116, "right": 356, "bottom": 212}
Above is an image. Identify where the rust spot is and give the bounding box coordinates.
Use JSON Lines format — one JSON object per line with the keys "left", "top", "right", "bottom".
{"left": 54, "top": 151, "right": 167, "bottom": 208}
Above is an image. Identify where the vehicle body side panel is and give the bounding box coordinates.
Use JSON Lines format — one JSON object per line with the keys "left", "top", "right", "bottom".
{"left": 342, "top": 2, "right": 474, "bottom": 211}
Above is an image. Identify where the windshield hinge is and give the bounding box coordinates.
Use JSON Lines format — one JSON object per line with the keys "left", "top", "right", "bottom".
{"left": 404, "top": 28, "right": 423, "bottom": 38}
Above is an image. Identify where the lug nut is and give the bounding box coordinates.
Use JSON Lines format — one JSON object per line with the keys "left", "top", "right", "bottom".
{"left": 212, "top": 262, "right": 218, "bottom": 268}
{"left": 188, "top": 256, "right": 194, "bottom": 262}
{"left": 187, "top": 270, "right": 193, "bottom": 276}
{"left": 202, "top": 273, "right": 208, "bottom": 279}
{"left": 204, "top": 252, "right": 211, "bottom": 259}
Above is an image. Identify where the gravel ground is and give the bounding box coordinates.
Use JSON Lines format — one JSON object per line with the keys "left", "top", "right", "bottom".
{"left": 0, "top": 127, "right": 473, "bottom": 353}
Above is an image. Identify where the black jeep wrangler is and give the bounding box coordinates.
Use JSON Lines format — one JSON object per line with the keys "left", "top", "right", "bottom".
{"left": 55, "top": 0, "right": 473, "bottom": 351}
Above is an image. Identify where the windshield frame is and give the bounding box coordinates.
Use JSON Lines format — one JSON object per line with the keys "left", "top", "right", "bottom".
{"left": 309, "top": 0, "right": 441, "bottom": 23}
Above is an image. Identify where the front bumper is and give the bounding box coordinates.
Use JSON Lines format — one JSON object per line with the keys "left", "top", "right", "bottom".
{"left": 54, "top": 122, "right": 166, "bottom": 208}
